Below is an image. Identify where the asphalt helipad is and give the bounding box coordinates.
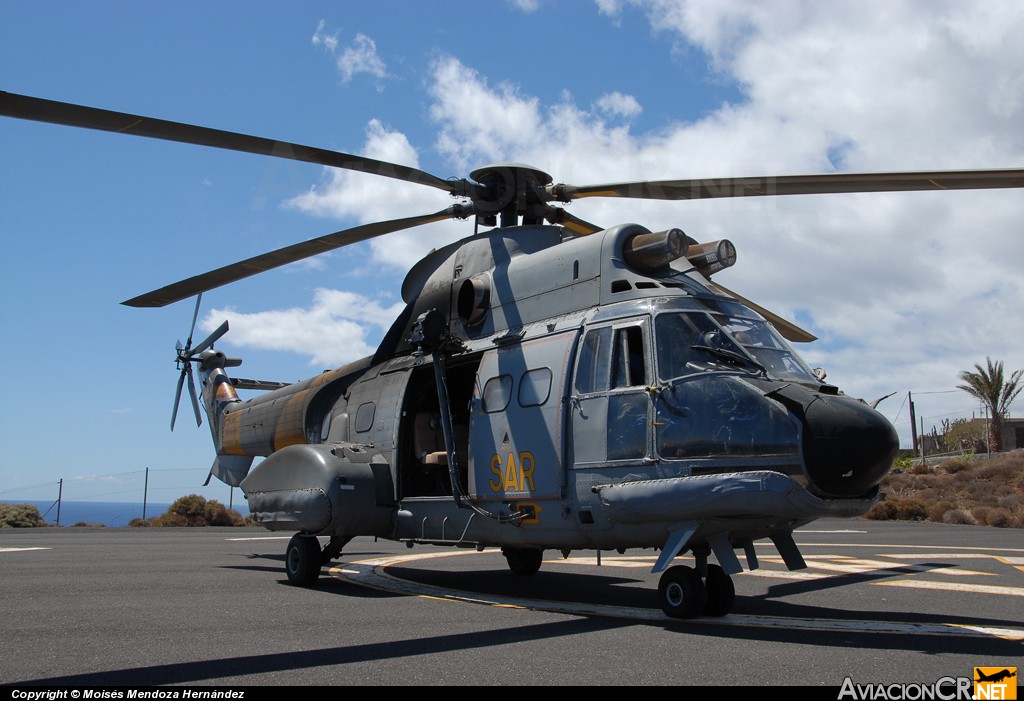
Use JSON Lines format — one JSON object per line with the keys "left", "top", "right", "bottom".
{"left": 2, "top": 519, "right": 1021, "bottom": 686}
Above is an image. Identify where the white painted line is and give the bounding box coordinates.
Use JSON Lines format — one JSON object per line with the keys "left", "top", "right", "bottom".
{"left": 0, "top": 547, "right": 51, "bottom": 553}
{"left": 760, "top": 556, "right": 993, "bottom": 577}
{"left": 781, "top": 542, "right": 1024, "bottom": 553}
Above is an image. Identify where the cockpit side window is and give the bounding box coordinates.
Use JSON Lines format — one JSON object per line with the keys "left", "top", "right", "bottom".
{"left": 575, "top": 326, "right": 613, "bottom": 394}
{"left": 655, "top": 313, "right": 704, "bottom": 381}
{"left": 613, "top": 326, "right": 647, "bottom": 388}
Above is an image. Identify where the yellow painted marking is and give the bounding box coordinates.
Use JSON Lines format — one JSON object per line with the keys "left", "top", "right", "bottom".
{"left": 327, "top": 551, "right": 1024, "bottom": 640}
{"left": 874, "top": 580, "right": 1024, "bottom": 597}
{"left": 928, "top": 178, "right": 949, "bottom": 189}
{"left": 0, "top": 547, "right": 51, "bottom": 553}
{"left": 882, "top": 554, "right": 1024, "bottom": 565}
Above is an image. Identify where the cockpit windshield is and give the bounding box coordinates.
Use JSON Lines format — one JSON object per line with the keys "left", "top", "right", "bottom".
{"left": 655, "top": 311, "right": 816, "bottom": 383}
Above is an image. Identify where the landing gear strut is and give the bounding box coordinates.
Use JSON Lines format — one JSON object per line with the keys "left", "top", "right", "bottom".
{"left": 657, "top": 563, "right": 735, "bottom": 619}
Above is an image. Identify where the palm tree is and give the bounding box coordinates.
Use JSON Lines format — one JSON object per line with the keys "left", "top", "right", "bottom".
{"left": 957, "top": 357, "right": 1023, "bottom": 452}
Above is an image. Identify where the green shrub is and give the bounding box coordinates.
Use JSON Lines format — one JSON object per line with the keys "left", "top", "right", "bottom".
{"left": 0, "top": 503, "right": 46, "bottom": 528}
{"left": 128, "top": 494, "right": 247, "bottom": 527}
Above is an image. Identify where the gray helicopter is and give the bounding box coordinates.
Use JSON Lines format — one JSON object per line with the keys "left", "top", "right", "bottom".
{"left": 4, "top": 91, "right": 1022, "bottom": 618}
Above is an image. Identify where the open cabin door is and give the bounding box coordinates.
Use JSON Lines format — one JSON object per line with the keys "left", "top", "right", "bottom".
{"left": 469, "top": 331, "right": 576, "bottom": 502}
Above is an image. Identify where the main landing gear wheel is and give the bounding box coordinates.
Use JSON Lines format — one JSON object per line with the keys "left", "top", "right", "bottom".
{"left": 658, "top": 565, "right": 706, "bottom": 619}
{"left": 502, "top": 547, "right": 543, "bottom": 575}
{"left": 702, "top": 564, "right": 736, "bottom": 617}
{"left": 285, "top": 534, "right": 322, "bottom": 587}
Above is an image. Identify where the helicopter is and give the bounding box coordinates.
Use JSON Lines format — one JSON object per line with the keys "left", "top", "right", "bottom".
{"left": 3, "top": 91, "right": 1022, "bottom": 619}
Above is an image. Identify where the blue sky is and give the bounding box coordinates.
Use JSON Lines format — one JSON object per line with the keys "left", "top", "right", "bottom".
{"left": 2, "top": 1, "right": 1022, "bottom": 505}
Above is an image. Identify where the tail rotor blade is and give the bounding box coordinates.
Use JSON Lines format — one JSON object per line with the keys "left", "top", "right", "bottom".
{"left": 185, "top": 363, "right": 203, "bottom": 428}
{"left": 171, "top": 368, "right": 187, "bottom": 431}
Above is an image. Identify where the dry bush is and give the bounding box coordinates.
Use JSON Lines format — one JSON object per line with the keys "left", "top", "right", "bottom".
{"left": 982, "top": 508, "right": 1019, "bottom": 528}
{"left": 941, "top": 459, "right": 974, "bottom": 474}
{"left": 870, "top": 451, "right": 1024, "bottom": 526}
{"left": 927, "top": 501, "right": 956, "bottom": 521}
{"left": 941, "top": 508, "right": 977, "bottom": 525}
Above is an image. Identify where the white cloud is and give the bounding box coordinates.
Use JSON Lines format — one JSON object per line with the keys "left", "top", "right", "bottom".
{"left": 338, "top": 33, "right": 388, "bottom": 84}
{"left": 201, "top": 289, "right": 404, "bottom": 368}
{"left": 311, "top": 19, "right": 339, "bottom": 53}
{"left": 311, "top": 22, "right": 388, "bottom": 86}
{"left": 594, "top": 0, "right": 623, "bottom": 17}
{"left": 596, "top": 92, "right": 642, "bottom": 119}
{"left": 510, "top": 0, "right": 540, "bottom": 11}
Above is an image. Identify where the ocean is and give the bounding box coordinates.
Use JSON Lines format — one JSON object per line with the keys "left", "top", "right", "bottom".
{"left": 2, "top": 499, "right": 251, "bottom": 527}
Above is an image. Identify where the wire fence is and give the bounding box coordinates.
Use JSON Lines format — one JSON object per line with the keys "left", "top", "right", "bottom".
{"left": 0, "top": 467, "right": 246, "bottom": 526}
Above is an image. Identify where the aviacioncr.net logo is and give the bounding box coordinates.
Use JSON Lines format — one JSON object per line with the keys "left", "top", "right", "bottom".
{"left": 838, "top": 677, "right": 973, "bottom": 700}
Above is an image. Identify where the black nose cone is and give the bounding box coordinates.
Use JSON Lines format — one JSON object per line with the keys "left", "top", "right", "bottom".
{"left": 801, "top": 394, "right": 899, "bottom": 497}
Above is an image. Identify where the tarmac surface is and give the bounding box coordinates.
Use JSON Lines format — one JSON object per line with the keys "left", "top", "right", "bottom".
{"left": 1, "top": 519, "right": 1021, "bottom": 687}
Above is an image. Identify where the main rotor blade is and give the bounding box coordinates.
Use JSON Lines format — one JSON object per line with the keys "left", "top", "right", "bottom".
{"left": 543, "top": 206, "right": 605, "bottom": 236}
{"left": 552, "top": 168, "right": 1024, "bottom": 201}
{"left": 709, "top": 281, "right": 818, "bottom": 343}
{"left": 123, "top": 205, "right": 469, "bottom": 307}
{"left": 0, "top": 91, "right": 459, "bottom": 194}
{"left": 192, "top": 320, "right": 229, "bottom": 356}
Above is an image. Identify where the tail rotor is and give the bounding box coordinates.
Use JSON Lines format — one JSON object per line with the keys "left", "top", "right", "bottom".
{"left": 170, "top": 294, "right": 229, "bottom": 430}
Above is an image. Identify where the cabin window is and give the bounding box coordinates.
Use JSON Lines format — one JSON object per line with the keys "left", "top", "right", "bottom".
{"left": 354, "top": 401, "right": 375, "bottom": 433}
{"left": 482, "top": 375, "right": 513, "bottom": 413}
{"left": 519, "top": 368, "right": 552, "bottom": 407}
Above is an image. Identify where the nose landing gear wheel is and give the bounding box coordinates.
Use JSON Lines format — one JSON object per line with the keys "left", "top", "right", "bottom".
{"left": 658, "top": 565, "right": 706, "bottom": 619}
{"left": 286, "top": 534, "right": 322, "bottom": 587}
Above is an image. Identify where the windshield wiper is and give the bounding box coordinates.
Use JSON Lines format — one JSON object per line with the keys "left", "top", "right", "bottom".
{"left": 691, "top": 344, "right": 767, "bottom": 375}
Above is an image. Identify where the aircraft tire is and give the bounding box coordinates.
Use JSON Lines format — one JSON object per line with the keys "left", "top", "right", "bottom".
{"left": 658, "top": 565, "right": 706, "bottom": 619}
{"left": 702, "top": 564, "right": 735, "bottom": 617}
{"left": 503, "top": 547, "right": 543, "bottom": 575}
{"left": 285, "top": 534, "right": 321, "bottom": 587}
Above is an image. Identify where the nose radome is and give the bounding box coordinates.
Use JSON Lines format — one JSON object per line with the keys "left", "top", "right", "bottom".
{"left": 761, "top": 382, "right": 899, "bottom": 498}
{"left": 800, "top": 393, "right": 899, "bottom": 497}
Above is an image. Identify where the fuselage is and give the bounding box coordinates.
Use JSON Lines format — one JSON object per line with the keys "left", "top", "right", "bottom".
{"left": 199, "top": 223, "right": 898, "bottom": 557}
